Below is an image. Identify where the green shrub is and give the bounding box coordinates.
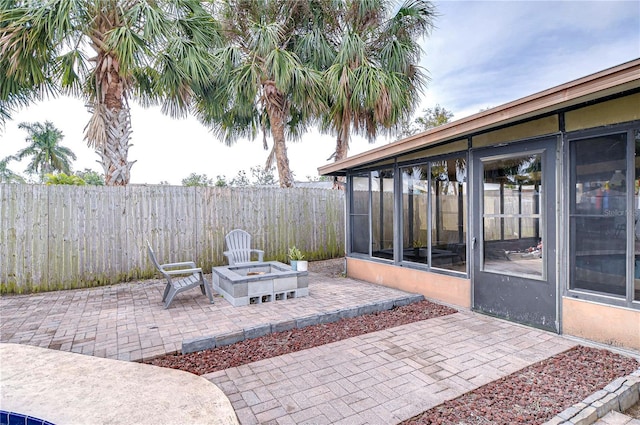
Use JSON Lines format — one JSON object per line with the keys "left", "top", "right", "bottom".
{"left": 182, "top": 173, "right": 213, "bottom": 187}
{"left": 75, "top": 169, "right": 104, "bottom": 185}
{"left": 45, "top": 173, "right": 86, "bottom": 185}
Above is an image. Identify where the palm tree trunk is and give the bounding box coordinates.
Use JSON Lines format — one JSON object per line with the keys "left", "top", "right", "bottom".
{"left": 94, "top": 106, "right": 134, "bottom": 186}
{"left": 264, "top": 84, "right": 294, "bottom": 188}
{"left": 332, "top": 119, "right": 351, "bottom": 189}
{"left": 87, "top": 49, "right": 135, "bottom": 186}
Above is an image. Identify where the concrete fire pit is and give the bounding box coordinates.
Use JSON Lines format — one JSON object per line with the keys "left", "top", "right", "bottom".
{"left": 212, "top": 261, "right": 309, "bottom": 306}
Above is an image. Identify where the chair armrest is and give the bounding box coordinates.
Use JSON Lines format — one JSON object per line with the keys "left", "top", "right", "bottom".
{"left": 223, "top": 251, "right": 235, "bottom": 266}
{"left": 164, "top": 268, "right": 202, "bottom": 275}
{"left": 161, "top": 261, "right": 197, "bottom": 269}
{"left": 252, "top": 249, "right": 264, "bottom": 262}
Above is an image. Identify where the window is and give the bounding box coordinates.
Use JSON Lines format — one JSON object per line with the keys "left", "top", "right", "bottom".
{"left": 372, "top": 169, "right": 394, "bottom": 260}
{"left": 482, "top": 154, "right": 543, "bottom": 278}
{"left": 400, "top": 155, "right": 467, "bottom": 272}
{"left": 634, "top": 130, "right": 640, "bottom": 301}
{"left": 402, "top": 165, "right": 428, "bottom": 264}
{"left": 432, "top": 158, "right": 467, "bottom": 272}
{"left": 570, "top": 133, "right": 627, "bottom": 296}
{"left": 350, "top": 174, "right": 370, "bottom": 255}
{"left": 348, "top": 169, "right": 395, "bottom": 259}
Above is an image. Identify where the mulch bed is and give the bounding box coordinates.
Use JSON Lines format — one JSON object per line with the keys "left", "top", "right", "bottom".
{"left": 402, "top": 345, "right": 639, "bottom": 424}
{"left": 145, "top": 299, "right": 457, "bottom": 375}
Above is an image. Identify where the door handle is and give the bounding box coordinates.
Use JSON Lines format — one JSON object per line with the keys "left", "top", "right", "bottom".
{"left": 472, "top": 237, "right": 477, "bottom": 249}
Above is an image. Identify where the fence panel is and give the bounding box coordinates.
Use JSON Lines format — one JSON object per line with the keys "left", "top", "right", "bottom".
{"left": 0, "top": 184, "right": 344, "bottom": 293}
{"left": 0, "top": 185, "right": 49, "bottom": 292}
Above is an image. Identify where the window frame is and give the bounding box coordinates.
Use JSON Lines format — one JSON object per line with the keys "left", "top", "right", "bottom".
{"left": 346, "top": 151, "right": 468, "bottom": 278}
{"left": 564, "top": 121, "right": 640, "bottom": 309}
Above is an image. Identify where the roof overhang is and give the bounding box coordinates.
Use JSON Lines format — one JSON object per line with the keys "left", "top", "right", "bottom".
{"left": 318, "top": 58, "right": 640, "bottom": 176}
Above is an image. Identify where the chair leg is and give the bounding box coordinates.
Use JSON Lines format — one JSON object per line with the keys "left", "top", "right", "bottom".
{"left": 201, "top": 278, "right": 214, "bottom": 304}
{"left": 162, "top": 283, "right": 172, "bottom": 302}
{"left": 164, "top": 285, "right": 179, "bottom": 309}
{"left": 197, "top": 273, "right": 214, "bottom": 304}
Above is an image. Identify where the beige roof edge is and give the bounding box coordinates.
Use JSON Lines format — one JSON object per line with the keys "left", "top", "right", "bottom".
{"left": 318, "top": 58, "right": 640, "bottom": 176}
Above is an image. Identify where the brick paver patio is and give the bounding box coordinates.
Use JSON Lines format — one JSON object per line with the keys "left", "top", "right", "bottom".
{"left": 1, "top": 268, "right": 589, "bottom": 424}
{"left": 0, "top": 272, "right": 418, "bottom": 362}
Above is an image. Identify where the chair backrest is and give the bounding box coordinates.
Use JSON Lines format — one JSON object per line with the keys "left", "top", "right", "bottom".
{"left": 225, "top": 229, "right": 252, "bottom": 264}
{"left": 146, "top": 241, "right": 164, "bottom": 273}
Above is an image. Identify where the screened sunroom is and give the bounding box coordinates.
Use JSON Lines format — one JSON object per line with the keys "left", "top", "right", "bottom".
{"left": 319, "top": 59, "right": 640, "bottom": 351}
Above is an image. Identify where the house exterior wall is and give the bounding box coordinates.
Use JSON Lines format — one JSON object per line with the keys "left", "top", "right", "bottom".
{"left": 396, "top": 139, "right": 469, "bottom": 163}
{"left": 346, "top": 257, "right": 471, "bottom": 308}
{"left": 565, "top": 93, "right": 640, "bottom": 131}
{"left": 562, "top": 297, "right": 640, "bottom": 351}
{"left": 472, "top": 115, "right": 559, "bottom": 147}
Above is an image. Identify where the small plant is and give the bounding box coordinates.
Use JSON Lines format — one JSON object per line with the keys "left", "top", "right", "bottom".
{"left": 288, "top": 246, "right": 305, "bottom": 261}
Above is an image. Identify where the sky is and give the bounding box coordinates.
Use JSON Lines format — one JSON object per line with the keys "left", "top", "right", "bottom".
{"left": 1, "top": 0, "right": 639, "bottom": 185}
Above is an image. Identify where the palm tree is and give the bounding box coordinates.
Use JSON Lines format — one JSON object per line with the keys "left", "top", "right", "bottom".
{"left": 0, "top": 0, "right": 48, "bottom": 128}
{"left": 0, "top": 1, "right": 221, "bottom": 185}
{"left": 194, "top": 0, "right": 326, "bottom": 188}
{"left": 322, "top": 0, "right": 437, "bottom": 163}
{"left": 0, "top": 156, "right": 25, "bottom": 183}
{"left": 15, "top": 121, "right": 76, "bottom": 180}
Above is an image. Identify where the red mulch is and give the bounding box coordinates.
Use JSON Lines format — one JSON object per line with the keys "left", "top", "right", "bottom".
{"left": 402, "top": 345, "right": 638, "bottom": 424}
{"left": 145, "top": 299, "right": 457, "bottom": 375}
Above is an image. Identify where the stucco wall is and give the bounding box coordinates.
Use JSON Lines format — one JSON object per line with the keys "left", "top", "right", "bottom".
{"left": 346, "top": 257, "right": 471, "bottom": 308}
{"left": 562, "top": 297, "right": 640, "bottom": 351}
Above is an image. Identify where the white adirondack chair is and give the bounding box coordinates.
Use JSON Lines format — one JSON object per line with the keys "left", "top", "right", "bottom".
{"left": 147, "top": 241, "right": 213, "bottom": 308}
{"left": 223, "top": 229, "right": 264, "bottom": 266}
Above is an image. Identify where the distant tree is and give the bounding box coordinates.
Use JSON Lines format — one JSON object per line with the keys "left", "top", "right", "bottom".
{"left": 214, "top": 175, "right": 228, "bottom": 187}
{"left": 250, "top": 166, "right": 277, "bottom": 186}
{"left": 75, "top": 169, "right": 104, "bottom": 186}
{"left": 45, "top": 172, "right": 86, "bottom": 186}
{"left": 182, "top": 173, "right": 213, "bottom": 187}
{"left": 305, "top": 175, "right": 331, "bottom": 182}
{"left": 158, "top": 181, "right": 170, "bottom": 185}
{"left": 15, "top": 121, "right": 76, "bottom": 181}
{"left": 0, "top": 155, "right": 25, "bottom": 183}
{"left": 400, "top": 105, "right": 454, "bottom": 138}
{"left": 230, "top": 170, "right": 250, "bottom": 187}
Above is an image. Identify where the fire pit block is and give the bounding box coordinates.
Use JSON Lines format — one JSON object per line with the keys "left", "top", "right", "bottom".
{"left": 212, "top": 261, "right": 308, "bottom": 306}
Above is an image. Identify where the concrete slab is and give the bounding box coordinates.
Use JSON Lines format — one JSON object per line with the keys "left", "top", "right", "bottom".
{"left": 0, "top": 343, "right": 238, "bottom": 425}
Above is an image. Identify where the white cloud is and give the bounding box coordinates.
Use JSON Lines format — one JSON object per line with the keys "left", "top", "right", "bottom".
{"left": 422, "top": 0, "right": 640, "bottom": 118}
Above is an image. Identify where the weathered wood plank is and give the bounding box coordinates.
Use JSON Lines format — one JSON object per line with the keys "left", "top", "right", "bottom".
{"left": 0, "top": 184, "right": 345, "bottom": 293}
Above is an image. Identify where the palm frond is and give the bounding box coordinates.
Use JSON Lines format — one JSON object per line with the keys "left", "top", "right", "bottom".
{"left": 294, "top": 28, "right": 336, "bottom": 69}
{"left": 265, "top": 48, "right": 305, "bottom": 91}
{"left": 55, "top": 49, "right": 89, "bottom": 97}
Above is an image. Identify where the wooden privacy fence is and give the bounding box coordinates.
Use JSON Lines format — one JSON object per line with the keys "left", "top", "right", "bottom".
{"left": 0, "top": 184, "right": 345, "bottom": 294}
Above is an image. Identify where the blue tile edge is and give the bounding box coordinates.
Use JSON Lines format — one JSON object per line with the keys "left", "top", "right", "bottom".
{"left": 0, "top": 409, "right": 56, "bottom": 425}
